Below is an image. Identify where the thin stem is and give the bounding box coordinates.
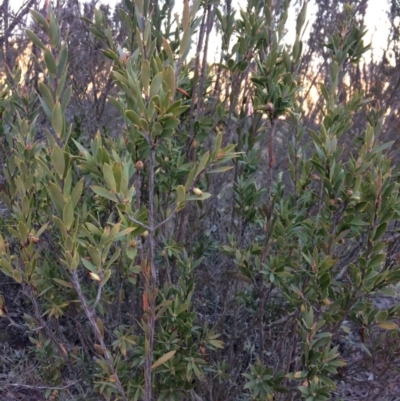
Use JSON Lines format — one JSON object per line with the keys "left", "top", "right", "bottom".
{"left": 144, "top": 136, "right": 157, "bottom": 401}
{"left": 71, "top": 270, "right": 128, "bottom": 401}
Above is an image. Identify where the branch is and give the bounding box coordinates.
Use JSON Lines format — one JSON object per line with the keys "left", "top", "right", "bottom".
{"left": 126, "top": 214, "right": 150, "bottom": 230}
{"left": 8, "top": 381, "right": 78, "bottom": 390}
{"left": 154, "top": 207, "right": 178, "bottom": 230}
{"left": 0, "top": 0, "right": 36, "bottom": 46}
{"left": 71, "top": 270, "right": 128, "bottom": 401}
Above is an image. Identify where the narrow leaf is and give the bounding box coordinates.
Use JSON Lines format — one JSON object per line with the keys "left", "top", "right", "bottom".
{"left": 53, "top": 278, "right": 73, "bottom": 288}
{"left": 91, "top": 186, "right": 118, "bottom": 202}
{"left": 377, "top": 322, "right": 398, "bottom": 330}
{"left": 177, "top": 185, "right": 186, "bottom": 205}
{"left": 13, "top": 270, "right": 23, "bottom": 283}
{"left": 51, "top": 145, "right": 65, "bottom": 178}
{"left": 63, "top": 198, "right": 74, "bottom": 231}
{"left": 25, "top": 29, "right": 45, "bottom": 50}
{"left": 38, "top": 82, "right": 54, "bottom": 111}
{"left": 71, "top": 179, "right": 84, "bottom": 208}
{"left": 52, "top": 102, "right": 63, "bottom": 138}
{"left": 141, "top": 60, "right": 150, "bottom": 94}
{"left": 97, "top": 317, "right": 105, "bottom": 339}
{"left": 151, "top": 350, "right": 177, "bottom": 369}
{"left": 163, "top": 65, "right": 175, "bottom": 99}
{"left": 179, "top": 26, "right": 191, "bottom": 59}
{"left": 150, "top": 72, "right": 163, "bottom": 98}
{"left": 30, "top": 10, "right": 49, "bottom": 29}
{"left": 44, "top": 48, "right": 57, "bottom": 76}
{"left": 195, "top": 151, "right": 209, "bottom": 178}
{"left": 103, "top": 163, "right": 116, "bottom": 192}
{"left": 126, "top": 110, "right": 142, "bottom": 127}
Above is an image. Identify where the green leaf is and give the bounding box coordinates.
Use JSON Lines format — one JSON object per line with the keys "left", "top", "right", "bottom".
{"left": 51, "top": 145, "right": 65, "bottom": 178}
{"left": 18, "top": 222, "right": 28, "bottom": 244}
{"left": 53, "top": 278, "right": 73, "bottom": 288}
{"left": 179, "top": 26, "right": 191, "bottom": 59}
{"left": 44, "top": 48, "right": 57, "bottom": 76}
{"left": 25, "top": 29, "right": 45, "bottom": 50}
{"left": 0, "top": 235, "right": 5, "bottom": 254}
{"left": 48, "top": 182, "right": 66, "bottom": 212}
{"left": 103, "top": 163, "right": 116, "bottom": 192}
{"left": 312, "top": 333, "right": 332, "bottom": 349}
{"left": 375, "top": 310, "right": 388, "bottom": 323}
{"left": 155, "top": 300, "right": 172, "bottom": 319}
{"left": 150, "top": 72, "right": 163, "bottom": 98}
{"left": 101, "top": 269, "right": 112, "bottom": 286}
{"left": 169, "top": 105, "right": 189, "bottom": 116}
{"left": 162, "top": 37, "right": 174, "bottom": 64}
{"left": 141, "top": 60, "right": 150, "bottom": 94}
{"left": 91, "top": 186, "right": 118, "bottom": 202}
{"left": 195, "top": 151, "right": 209, "bottom": 178}
{"left": 377, "top": 322, "right": 398, "bottom": 330}
{"left": 0, "top": 259, "right": 13, "bottom": 274}
{"left": 81, "top": 257, "right": 98, "bottom": 274}
{"left": 53, "top": 216, "right": 67, "bottom": 238}
{"left": 184, "top": 166, "right": 196, "bottom": 192}
{"left": 207, "top": 339, "right": 224, "bottom": 349}
{"left": 190, "top": 0, "right": 202, "bottom": 20}
{"left": 38, "top": 82, "right": 54, "bottom": 111}
{"left": 177, "top": 185, "right": 186, "bottom": 205}
{"left": 126, "top": 110, "right": 142, "bottom": 127}
{"left": 208, "top": 166, "right": 233, "bottom": 174}
{"left": 182, "top": 0, "right": 190, "bottom": 29}
{"left": 113, "top": 162, "right": 122, "bottom": 193}
{"left": 97, "top": 317, "right": 105, "bottom": 339}
{"left": 151, "top": 350, "right": 177, "bottom": 369}
{"left": 71, "top": 179, "right": 84, "bottom": 208}
{"left": 52, "top": 102, "right": 63, "bottom": 138}
{"left": 63, "top": 198, "right": 74, "bottom": 231}
{"left": 370, "top": 141, "right": 394, "bottom": 155}
{"left": 30, "top": 9, "right": 49, "bottom": 29}
{"left": 13, "top": 270, "right": 22, "bottom": 283}
{"left": 57, "top": 45, "right": 68, "bottom": 78}
{"left": 61, "top": 86, "right": 72, "bottom": 112}
{"left": 87, "top": 245, "right": 101, "bottom": 269}
{"left": 214, "top": 131, "right": 222, "bottom": 154}
{"left": 368, "top": 253, "right": 386, "bottom": 269}
{"left": 373, "top": 222, "right": 387, "bottom": 241}
{"left": 186, "top": 192, "right": 212, "bottom": 201}
{"left": 113, "top": 71, "right": 130, "bottom": 86}
{"left": 162, "top": 65, "right": 175, "bottom": 98}
{"left": 36, "top": 222, "right": 49, "bottom": 238}
{"left": 114, "top": 228, "right": 136, "bottom": 240}
{"left": 48, "top": 14, "right": 60, "bottom": 48}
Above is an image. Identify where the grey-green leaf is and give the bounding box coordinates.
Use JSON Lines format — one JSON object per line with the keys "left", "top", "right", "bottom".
{"left": 52, "top": 102, "right": 63, "bottom": 137}
{"left": 51, "top": 145, "right": 65, "bottom": 178}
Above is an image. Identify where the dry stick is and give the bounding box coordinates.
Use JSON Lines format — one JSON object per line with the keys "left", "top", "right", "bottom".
{"left": 8, "top": 381, "right": 78, "bottom": 390}
{"left": 177, "top": 6, "right": 215, "bottom": 247}
{"left": 71, "top": 270, "right": 128, "bottom": 401}
{"left": 257, "top": 117, "right": 277, "bottom": 363}
{"left": 144, "top": 137, "right": 157, "bottom": 401}
{"left": 134, "top": 166, "right": 145, "bottom": 324}
{"left": 22, "top": 283, "right": 71, "bottom": 364}
{"left": 187, "top": 9, "right": 206, "bottom": 133}
{"left": 196, "top": 4, "right": 214, "bottom": 119}
{"left": 174, "top": 9, "right": 207, "bottom": 245}
{"left": 0, "top": 0, "right": 35, "bottom": 46}
{"left": 212, "top": 0, "right": 231, "bottom": 101}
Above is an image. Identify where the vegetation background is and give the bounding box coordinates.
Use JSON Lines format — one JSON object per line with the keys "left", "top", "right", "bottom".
{"left": 1, "top": 0, "right": 400, "bottom": 400}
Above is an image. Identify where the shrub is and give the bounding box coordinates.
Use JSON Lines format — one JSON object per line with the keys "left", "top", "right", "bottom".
{"left": 1, "top": 2, "right": 400, "bottom": 401}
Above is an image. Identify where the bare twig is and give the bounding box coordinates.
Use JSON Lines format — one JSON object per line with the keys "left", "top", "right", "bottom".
{"left": 8, "top": 381, "right": 79, "bottom": 390}
{"left": 71, "top": 270, "right": 128, "bottom": 401}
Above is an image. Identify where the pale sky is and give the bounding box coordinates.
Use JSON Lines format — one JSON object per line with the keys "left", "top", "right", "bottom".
{"left": 10, "top": 0, "right": 392, "bottom": 62}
